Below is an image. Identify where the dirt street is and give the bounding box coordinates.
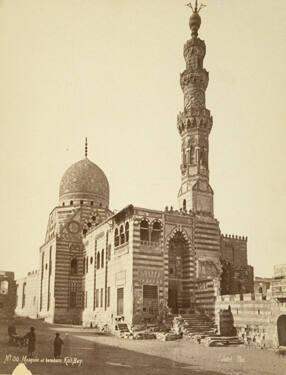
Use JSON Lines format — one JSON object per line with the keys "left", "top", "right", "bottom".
{"left": 0, "top": 318, "right": 285, "bottom": 375}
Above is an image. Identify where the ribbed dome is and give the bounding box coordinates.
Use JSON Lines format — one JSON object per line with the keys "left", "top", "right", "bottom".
{"left": 59, "top": 158, "right": 109, "bottom": 208}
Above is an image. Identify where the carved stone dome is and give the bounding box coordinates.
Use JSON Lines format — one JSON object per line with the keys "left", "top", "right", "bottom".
{"left": 59, "top": 158, "right": 109, "bottom": 208}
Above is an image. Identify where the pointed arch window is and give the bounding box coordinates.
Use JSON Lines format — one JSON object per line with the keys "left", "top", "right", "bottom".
{"left": 125, "top": 222, "right": 129, "bottom": 243}
{"left": 151, "top": 221, "right": 161, "bottom": 243}
{"left": 101, "top": 249, "right": 104, "bottom": 268}
{"left": 97, "top": 252, "right": 100, "bottom": 270}
{"left": 140, "top": 220, "right": 149, "bottom": 242}
{"left": 186, "top": 149, "right": 190, "bottom": 165}
{"left": 86, "top": 257, "right": 89, "bottom": 273}
{"left": 183, "top": 151, "right": 186, "bottom": 166}
{"left": 183, "top": 199, "right": 187, "bottom": 211}
{"left": 22, "top": 282, "right": 26, "bottom": 308}
{"left": 120, "top": 225, "right": 125, "bottom": 245}
{"left": 71, "top": 258, "right": 78, "bottom": 275}
{"left": 114, "top": 228, "right": 119, "bottom": 247}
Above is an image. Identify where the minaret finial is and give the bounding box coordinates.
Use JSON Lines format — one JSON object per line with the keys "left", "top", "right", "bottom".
{"left": 85, "top": 137, "right": 88, "bottom": 158}
{"left": 195, "top": 0, "right": 198, "bottom": 12}
{"left": 186, "top": 1, "right": 206, "bottom": 37}
{"left": 186, "top": 1, "right": 206, "bottom": 14}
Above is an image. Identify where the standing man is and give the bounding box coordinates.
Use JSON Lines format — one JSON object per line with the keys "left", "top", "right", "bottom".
{"left": 25, "top": 327, "right": 36, "bottom": 358}
{"left": 53, "top": 333, "right": 64, "bottom": 358}
{"left": 8, "top": 320, "right": 16, "bottom": 344}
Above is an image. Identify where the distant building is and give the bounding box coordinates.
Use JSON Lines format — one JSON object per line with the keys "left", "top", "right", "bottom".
{"left": 15, "top": 270, "right": 39, "bottom": 319}
{"left": 272, "top": 264, "right": 286, "bottom": 302}
{"left": 0, "top": 271, "right": 16, "bottom": 320}
{"left": 15, "top": 7, "right": 253, "bottom": 327}
{"left": 254, "top": 276, "right": 272, "bottom": 299}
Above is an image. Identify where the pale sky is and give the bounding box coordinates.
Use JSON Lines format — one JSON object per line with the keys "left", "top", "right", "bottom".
{"left": 0, "top": 0, "right": 285, "bottom": 279}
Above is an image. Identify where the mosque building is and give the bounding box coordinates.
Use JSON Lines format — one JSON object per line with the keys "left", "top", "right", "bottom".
{"left": 15, "top": 4, "right": 254, "bottom": 327}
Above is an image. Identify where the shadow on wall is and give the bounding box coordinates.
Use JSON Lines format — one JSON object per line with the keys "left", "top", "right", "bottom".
{"left": 277, "top": 315, "right": 286, "bottom": 346}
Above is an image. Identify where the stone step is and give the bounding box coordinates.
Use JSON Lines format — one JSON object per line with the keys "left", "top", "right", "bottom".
{"left": 180, "top": 314, "right": 212, "bottom": 318}
{"left": 183, "top": 321, "right": 215, "bottom": 326}
{"left": 182, "top": 318, "right": 213, "bottom": 323}
{"left": 183, "top": 326, "right": 215, "bottom": 331}
{"left": 185, "top": 332, "right": 215, "bottom": 337}
{"left": 182, "top": 320, "right": 213, "bottom": 325}
{"left": 116, "top": 323, "right": 130, "bottom": 333}
{"left": 183, "top": 325, "right": 214, "bottom": 329}
{"left": 174, "top": 314, "right": 242, "bottom": 347}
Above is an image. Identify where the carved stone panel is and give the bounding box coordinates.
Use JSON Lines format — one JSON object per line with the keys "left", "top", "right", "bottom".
{"left": 197, "top": 259, "right": 222, "bottom": 279}
{"left": 137, "top": 269, "right": 164, "bottom": 286}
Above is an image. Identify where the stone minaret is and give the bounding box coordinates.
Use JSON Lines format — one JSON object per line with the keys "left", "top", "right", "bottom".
{"left": 177, "top": 2, "right": 214, "bottom": 216}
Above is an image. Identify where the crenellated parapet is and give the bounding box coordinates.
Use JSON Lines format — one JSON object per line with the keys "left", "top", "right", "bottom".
{"left": 164, "top": 205, "right": 193, "bottom": 216}
{"left": 221, "top": 233, "right": 248, "bottom": 242}
{"left": 220, "top": 233, "right": 248, "bottom": 268}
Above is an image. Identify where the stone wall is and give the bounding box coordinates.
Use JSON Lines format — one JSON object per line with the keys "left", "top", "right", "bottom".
{"left": 15, "top": 271, "right": 39, "bottom": 319}
{"left": 215, "top": 293, "right": 286, "bottom": 348}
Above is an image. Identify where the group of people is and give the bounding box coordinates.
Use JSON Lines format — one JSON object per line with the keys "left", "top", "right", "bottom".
{"left": 240, "top": 328, "right": 266, "bottom": 349}
{"left": 8, "top": 322, "right": 64, "bottom": 358}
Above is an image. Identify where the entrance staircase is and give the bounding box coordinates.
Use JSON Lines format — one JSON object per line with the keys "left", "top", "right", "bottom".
{"left": 175, "top": 313, "right": 243, "bottom": 347}
{"left": 114, "top": 323, "right": 130, "bottom": 337}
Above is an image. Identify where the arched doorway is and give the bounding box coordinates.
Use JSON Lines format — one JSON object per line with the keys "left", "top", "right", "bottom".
{"left": 168, "top": 231, "right": 189, "bottom": 313}
{"left": 277, "top": 315, "right": 286, "bottom": 346}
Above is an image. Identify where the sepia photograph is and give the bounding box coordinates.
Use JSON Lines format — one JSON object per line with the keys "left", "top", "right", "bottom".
{"left": 0, "top": 0, "right": 286, "bottom": 374}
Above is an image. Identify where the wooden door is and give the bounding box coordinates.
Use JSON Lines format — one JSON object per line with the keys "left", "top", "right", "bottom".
{"left": 117, "top": 288, "right": 124, "bottom": 316}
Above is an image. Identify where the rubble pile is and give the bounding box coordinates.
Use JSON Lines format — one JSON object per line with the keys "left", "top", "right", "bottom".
{"left": 114, "top": 313, "right": 244, "bottom": 346}
{"left": 172, "top": 316, "right": 185, "bottom": 334}
{"left": 131, "top": 324, "right": 146, "bottom": 332}
{"left": 115, "top": 320, "right": 182, "bottom": 341}
{"left": 131, "top": 332, "right": 157, "bottom": 340}
{"left": 202, "top": 336, "right": 243, "bottom": 347}
{"left": 156, "top": 332, "right": 182, "bottom": 341}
